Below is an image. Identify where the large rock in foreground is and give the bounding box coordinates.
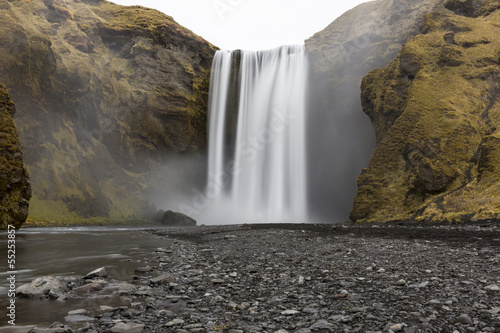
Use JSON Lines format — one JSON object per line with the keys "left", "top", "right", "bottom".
{"left": 16, "top": 276, "right": 67, "bottom": 299}
{"left": 161, "top": 210, "right": 196, "bottom": 227}
{"left": 0, "top": 84, "right": 31, "bottom": 229}
{"left": 0, "top": 0, "right": 216, "bottom": 223}
{"left": 351, "top": 1, "right": 500, "bottom": 222}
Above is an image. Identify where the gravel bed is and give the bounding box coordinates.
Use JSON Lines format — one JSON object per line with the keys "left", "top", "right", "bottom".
{"left": 14, "top": 222, "right": 500, "bottom": 333}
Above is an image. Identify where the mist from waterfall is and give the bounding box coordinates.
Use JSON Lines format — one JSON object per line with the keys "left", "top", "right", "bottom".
{"left": 203, "top": 45, "right": 308, "bottom": 224}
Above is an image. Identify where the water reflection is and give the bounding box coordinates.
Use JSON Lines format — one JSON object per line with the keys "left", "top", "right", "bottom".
{"left": 0, "top": 227, "right": 170, "bottom": 327}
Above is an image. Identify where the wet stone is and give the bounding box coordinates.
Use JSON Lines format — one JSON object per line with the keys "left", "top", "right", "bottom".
{"left": 281, "top": 309, "right": 300, "bottom": 315}
{"left": 83, "top": 267, "right": 107, "bottom": 280}
{"left": 165, "top": 318, "right": 185, "bottom": 327}
{"left": 457, "top": 314, "right": 473, "bottom": 325}
{"left": 150, "top": 274, "right": 174, "bottom": 285}
{"left": 485, "top": 284, "right": 500, "bottom": 291}
{"left": 73, "top": 281, "right": 105, "bottom": 293}
{"left": 309, "top": 319, "right": 335, "bottom": 331}
{"left": 63, "top": 315, "right": 94, "bottom": 323}
{"left": 135, "top": 266, "right": 153, "bottom": 273}
{"left": 28, "top": 328, "right": 73, "bottom": 333}
{"left": 16, "top": 276, "right": 67, "bottom": 299}
{"left": 66, "top": 309, "right": 88, "bottom": 316}
{"left": 109, "top": 323, "right": 145, "bottom": 333}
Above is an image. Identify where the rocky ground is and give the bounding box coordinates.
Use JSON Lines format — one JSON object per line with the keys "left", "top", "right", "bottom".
{"left": 11, "top": 222, "right": 500, "bottom": 333}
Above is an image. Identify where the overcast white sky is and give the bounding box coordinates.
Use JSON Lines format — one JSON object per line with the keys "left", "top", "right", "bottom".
{"left": 111, "top": 0, "right": 370, "bottom": 50}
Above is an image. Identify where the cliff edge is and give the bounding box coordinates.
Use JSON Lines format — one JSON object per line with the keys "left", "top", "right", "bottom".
{"left": 0, "top": 0, "right": 216, "bottom": 223}
{"left": 351, "top": 0, "right": 500, "bottom": 222}
{"left": 304, "top": 0, "right": 445, "bottom": 220}
{"left": 0, "top": 84, "right": 31, "bottom": 229}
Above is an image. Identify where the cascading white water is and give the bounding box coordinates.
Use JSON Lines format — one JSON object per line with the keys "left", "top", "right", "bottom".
{"left": 205, "top": 45, "right": 308, "bottom": 223}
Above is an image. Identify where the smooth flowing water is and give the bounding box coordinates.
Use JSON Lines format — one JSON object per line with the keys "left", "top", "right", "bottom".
{"left": 205, "top": 45, "right": 308, "bottom": 223}
{"left": 0, "top": 227, "right": 169, "bottom": 327}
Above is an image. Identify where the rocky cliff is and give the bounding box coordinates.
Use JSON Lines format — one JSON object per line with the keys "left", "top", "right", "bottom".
{"left": 351, "top": 0, "right": 500, "bottom": 222}
{"left": 0, "top": 84, "right": 31, "bottom": 229}
{"left": 0, "top": 0, "right": 216, "bottom": 223}
{"left": 304, "top": 0, "right": 445, "bottom": 221}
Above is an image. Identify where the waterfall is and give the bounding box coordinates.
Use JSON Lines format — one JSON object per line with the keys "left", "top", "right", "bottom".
{"left": 205, "top": 45, "right": 308, "bottom": 223}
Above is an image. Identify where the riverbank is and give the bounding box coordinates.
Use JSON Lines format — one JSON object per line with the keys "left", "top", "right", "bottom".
{"left": 20, "top": 219, "right": 158, "bottom": 229}
{"left": 5, "top": 222, "right": 500, "bottom": 332}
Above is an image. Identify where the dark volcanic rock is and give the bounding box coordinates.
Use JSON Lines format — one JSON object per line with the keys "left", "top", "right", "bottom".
{"left": 161, "top": 210, "right": 196, "bottom": 226}
{"left": 0, "top": 84, "right": 31, "bottom": 229}
{"left": 153, "top": 209, "right": 166, "bottom": 223}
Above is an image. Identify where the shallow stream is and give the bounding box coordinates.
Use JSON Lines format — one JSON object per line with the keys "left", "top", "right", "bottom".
{"left": 0, "top": 227, "right": 169, "bottom": 327}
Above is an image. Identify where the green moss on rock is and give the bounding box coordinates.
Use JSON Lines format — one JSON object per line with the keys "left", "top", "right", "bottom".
{"left": 304, "top": 0, "right": 448, "bottom": 218}
{"left": 0, "top": 84, "right": 31, "bottom": 229}
{"left": 351, "top": 2, "right": 500, "bottom": 223}
{"left": 0, "top": 0, "right": 217, "bottom": 225}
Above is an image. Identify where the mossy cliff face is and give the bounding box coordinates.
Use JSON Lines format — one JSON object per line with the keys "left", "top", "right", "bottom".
{"left": 0, "top": 0, "right": 216, "bottom": 224}
{"left": 304, "top": 0, "right": 445, "bottom": 220}
{"left": 351, "top": 0, "right": 500, "bottom": 223}
{"left": 0, "top": 84, "right": 31, "bottom": 229}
